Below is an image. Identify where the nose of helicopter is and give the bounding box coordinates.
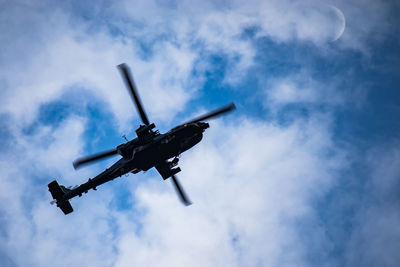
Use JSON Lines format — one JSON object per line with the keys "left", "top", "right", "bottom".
{"left": 197, "top": 122, "right": 209, "bottom": 131}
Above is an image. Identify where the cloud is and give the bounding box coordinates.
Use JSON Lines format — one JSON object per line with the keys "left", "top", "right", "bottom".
{"left": 0, "top": 0, "right": 398, "bottom": 266}
{"left": 0, "top": 116, "right": 115, "bottom": 267}
{"left": 264, "top": 72, "right": 354, "bottom": 112}
{"left": 0, "top": 0, "right": 391, "bottom": 128}
{"left": 112, "top": 115, "right": 345, "bottom": 267}
{"left": 0, "top": 112, "right": 347, "bottom": 267}
{"left": 0, "top": 1, "right": 202, "bottom": 131}
{"left": 344, "top": 144, "right": 400, "bottom": 266}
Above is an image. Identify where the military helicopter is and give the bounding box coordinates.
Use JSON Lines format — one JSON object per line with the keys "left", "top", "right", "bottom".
{"left": 48, "top": 63, "right": 236, "bottom": 215}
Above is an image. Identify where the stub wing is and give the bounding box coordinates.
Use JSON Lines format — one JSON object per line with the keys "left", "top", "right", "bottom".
{"left": 155, "top": 161, "right": 191, "bottom": 206}
{"left": 155, "top": 161, "right": 181, "bottom": 180}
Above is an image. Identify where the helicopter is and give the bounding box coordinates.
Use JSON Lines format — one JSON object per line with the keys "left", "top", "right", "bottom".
{"left": 48, "top": 63, "right": 236, "bottom": 215}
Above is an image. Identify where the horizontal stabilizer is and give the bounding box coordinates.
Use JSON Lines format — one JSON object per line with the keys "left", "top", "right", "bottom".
{"left": 57, "top": 200, "right": 73, "bottom": 215}
{"left": 48, "top": 180, "right": 74, "bottom": 215}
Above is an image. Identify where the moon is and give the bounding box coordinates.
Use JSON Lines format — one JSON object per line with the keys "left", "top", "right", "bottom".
{"left": 329, "top": 5, "right": 346, "bottom": 42}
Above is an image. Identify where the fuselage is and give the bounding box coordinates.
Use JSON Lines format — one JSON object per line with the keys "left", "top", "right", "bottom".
{"left": 124, "top": 122, "right": 208, "bottom": 171}
{"left": 62, "top": 122, "right": 209, "bottom": 200}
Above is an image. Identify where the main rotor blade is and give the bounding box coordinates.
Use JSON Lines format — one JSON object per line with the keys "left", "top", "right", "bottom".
{"left": 171, "top": 175, "right": 192, "bottom": 206}
{"left": 73, "top": 149, "right": 118, "bottom": 169}
{"left": 185, "top": 102, "right": 236, "bottom": 124}
{"left": 117, "top": 63, "right": 150, "bottom": 125}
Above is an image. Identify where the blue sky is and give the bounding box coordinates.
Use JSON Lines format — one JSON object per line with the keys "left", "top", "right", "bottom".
{"left": 1, "top": 0, "right": 399, "bottom": 266}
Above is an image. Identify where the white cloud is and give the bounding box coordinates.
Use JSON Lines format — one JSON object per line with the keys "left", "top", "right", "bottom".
{"left": 262, "top": 69, "right": 369, "bottom": 115}
{"left": 0, "top": 111, "right": 347, "bottom": 267}
{"left": 265, "top": 73, "right": 342, "bottom": 110}
{"left": 0, "top": 0, "right": 397, "bottom": 266}
{"left": 0, "top": 2, "right": 201, "bottom": 132}
{"left": 345, "top": 144, "right": 400, "bottom": 266}
{"left": 0, "top": 116, "right": 118, "bottom": 267}
{"left": 112, "top": 116, "right": 345, "bottom": 267}
{"left": 268, "top": 79, "right": 320, "bottom": 105}
{"left": 0, "top": 0, "right": 390, "bottom": 128}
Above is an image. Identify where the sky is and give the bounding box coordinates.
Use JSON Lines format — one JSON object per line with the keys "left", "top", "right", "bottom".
{"left": 0, "top": 0, "right": 399, "bottom": 266}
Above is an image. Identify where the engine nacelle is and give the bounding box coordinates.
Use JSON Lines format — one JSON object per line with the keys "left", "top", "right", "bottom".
{"left": 136, "top": 123, "right": 156, "bottom": 139}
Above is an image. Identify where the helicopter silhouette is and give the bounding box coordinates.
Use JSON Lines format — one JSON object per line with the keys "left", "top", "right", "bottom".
{"left": 48, "top": 63, "right": 236, "bottom": 215}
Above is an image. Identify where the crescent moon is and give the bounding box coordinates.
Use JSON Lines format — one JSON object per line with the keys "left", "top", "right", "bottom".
{"left": 329, "top": 5, "right": 346, "bottom": 42}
